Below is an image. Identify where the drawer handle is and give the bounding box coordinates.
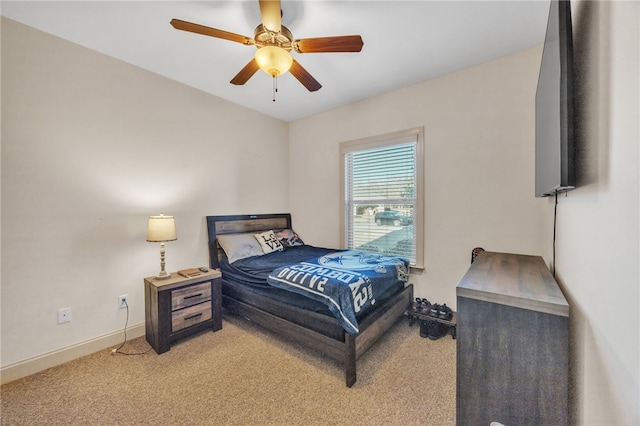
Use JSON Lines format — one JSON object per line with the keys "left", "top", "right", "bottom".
{"left": 184, "top": 313, "right": 203, "bottom": 321}
{"left": 183, "top": 293, "right": 203, "bottom": 300}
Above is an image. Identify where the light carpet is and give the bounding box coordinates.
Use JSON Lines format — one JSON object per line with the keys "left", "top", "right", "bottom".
{"left": 1, "top": 315, "right": 456, "bottom": 425}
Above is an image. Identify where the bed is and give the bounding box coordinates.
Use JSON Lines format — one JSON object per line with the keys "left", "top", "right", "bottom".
{"left": 206, "top": 213, "right": 414, "bottom": 387}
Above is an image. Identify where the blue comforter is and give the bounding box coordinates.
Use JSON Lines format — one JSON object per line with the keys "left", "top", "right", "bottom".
{"left": 267, "top": 250, "right": 410, "bottom": 335}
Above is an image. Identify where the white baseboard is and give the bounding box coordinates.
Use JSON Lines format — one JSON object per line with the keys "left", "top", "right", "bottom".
{"left": 1, "top": 323, "right": 145, "bottom": 385}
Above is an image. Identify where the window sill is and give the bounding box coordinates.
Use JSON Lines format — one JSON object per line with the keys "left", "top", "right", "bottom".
{"left": 409, "top": 265, "right": 424, "bottom": 274}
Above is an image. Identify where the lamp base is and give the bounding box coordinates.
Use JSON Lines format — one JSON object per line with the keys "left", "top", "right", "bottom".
{"left": 155, "top": 271, "right": 172, "bottom": 280}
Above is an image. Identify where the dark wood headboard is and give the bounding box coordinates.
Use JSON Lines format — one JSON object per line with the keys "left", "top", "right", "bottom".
{"left": 206, "top": 213, "right": 292, "bottom": 269}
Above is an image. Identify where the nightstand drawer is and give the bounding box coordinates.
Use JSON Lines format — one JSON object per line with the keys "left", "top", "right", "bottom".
{"left": 171, "top": 282, "right": 211, "bottom": 310}
{"left": 172, "top": 301, "right": 212, "bottom": 332}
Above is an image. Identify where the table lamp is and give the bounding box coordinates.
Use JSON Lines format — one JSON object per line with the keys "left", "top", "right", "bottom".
{"left": 147, "top": 214, "right": 177, "bottom": 279}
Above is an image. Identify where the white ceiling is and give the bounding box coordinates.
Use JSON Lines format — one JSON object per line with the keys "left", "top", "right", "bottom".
{"left": 1, "top": 1, "right": 550, "bottom": 122}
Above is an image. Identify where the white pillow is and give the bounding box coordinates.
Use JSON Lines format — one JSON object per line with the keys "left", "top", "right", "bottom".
{"left": 254, "top": 230, "right": 284, "bottom": 254}
{"left": 217, "top": 233, "right": 265, "bottom": 263}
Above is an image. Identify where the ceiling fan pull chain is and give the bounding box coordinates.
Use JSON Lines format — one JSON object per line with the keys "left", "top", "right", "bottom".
{"left": 272, "top": 75, "right": 278, "bottom": 102}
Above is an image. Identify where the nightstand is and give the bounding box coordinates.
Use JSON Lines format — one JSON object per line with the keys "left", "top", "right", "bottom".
{"left": 144, "top": 269, "right": 222, "bottom": 354}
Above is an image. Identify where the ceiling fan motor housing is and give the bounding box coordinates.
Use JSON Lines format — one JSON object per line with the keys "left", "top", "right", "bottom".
{"left": 254, "top": 24, "right": 293, "bottom": 51}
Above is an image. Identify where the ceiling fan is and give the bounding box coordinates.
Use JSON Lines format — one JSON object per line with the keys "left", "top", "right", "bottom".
{"left": 170, "top": 0, "right": 364, "bottom": 94}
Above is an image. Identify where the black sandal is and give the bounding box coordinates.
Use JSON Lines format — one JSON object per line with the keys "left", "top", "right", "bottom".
{"left": 420, "top": 298, "right": 432, "bottom": 314}
{"left": 439, "top": 304, "right": 453, "bottom": 320}
{"left": 412, "top": 297, "right": 422, "bottom": 312}
{"left": 429, "top": 304, "right": 441, "bottom": 317}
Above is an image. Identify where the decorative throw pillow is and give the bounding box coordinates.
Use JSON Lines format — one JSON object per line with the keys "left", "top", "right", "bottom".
{"left": 217, "top": 233, "right": 265, "bottom": 263}
{"left": 274, "top": 228, "right": 305, "bottom": 247}
{"left": 254, "top": 230, "right": 284, "bottom": 254}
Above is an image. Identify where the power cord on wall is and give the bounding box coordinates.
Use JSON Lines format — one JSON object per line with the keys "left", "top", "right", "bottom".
{"left": 111, "top": 300, "right": 153, "bottom": 356}
{"left": 552, "top": 192, "right": 558, "bottom": 278}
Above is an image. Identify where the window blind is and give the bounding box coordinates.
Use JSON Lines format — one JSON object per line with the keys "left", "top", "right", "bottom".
{"left": 344, "top": 140, "right": 417, "bottom": 263}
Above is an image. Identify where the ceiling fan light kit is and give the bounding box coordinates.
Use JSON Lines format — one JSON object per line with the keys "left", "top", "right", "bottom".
{"left": 170, "top": 0, "right": 363, "bottom": 99}
{"left": 255, "top": 46, "right": 292, "bottom": 77}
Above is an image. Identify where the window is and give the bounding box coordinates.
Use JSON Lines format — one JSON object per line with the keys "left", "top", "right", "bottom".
{"left": 340, "top": 128, "right": 424, "bottom": 268}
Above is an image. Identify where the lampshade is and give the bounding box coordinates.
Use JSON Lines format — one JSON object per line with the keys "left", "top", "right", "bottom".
{"left": 255, "top": 46, "right": 293, "bottom": 77}
{"left": 146, "top": 214, "right": 177, "bottom": 242}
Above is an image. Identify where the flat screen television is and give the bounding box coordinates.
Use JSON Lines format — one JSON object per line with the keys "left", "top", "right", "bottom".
{"left": 535, "top": 0, "right": 576, "bottom": 197}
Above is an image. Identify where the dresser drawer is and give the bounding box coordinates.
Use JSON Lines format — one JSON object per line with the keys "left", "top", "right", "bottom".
{"left": 171, "top": 282, "right": 211, "bottom": 310}
{"left": 172, "top": 301, "right": 212, "bottom": 332}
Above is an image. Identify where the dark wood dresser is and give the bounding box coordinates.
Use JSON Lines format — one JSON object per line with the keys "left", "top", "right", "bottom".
{"left": 456, "top": 251, "right": 569, "bottom": 426}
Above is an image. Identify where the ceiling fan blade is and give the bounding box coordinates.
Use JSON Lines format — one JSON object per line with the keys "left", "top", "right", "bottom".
{"left": 170, "top": 19, "right": 253, "bottom": 45}
{"left": 289, "top": 60, "right": 322, "bottom": 92}
{"left": 294, "top": 35, "right": 364, "bottom": 53}
{"left": 259, "top": 0, "right": 281, "bottom": 33}
{"left": 230, "top": 59, "right": 260, "bottom": 85}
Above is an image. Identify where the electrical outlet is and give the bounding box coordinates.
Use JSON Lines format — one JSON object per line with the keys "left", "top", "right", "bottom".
{"left": 119, "top": 294, "right": 128, "bottom": 309}
{"left": 57, "top": 307, "right": 71, "bottom": 324}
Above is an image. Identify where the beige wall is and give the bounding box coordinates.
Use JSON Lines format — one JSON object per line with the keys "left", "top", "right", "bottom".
{"left": 1, "top": 18, "right": 289, "bottom": 367}
{"left": 551, "top": 1, "right": 639, "bottom": 424}
{"left": 289, "top": 46, "right": 546, "bottom": 309}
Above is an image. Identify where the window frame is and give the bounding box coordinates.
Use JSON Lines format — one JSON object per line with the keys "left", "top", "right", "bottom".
{"left": 339, "top": 127, "right": 424, "bottom": 269}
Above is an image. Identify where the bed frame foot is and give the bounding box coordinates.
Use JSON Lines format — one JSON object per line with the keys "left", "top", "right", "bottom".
{"left": 345, "top": 333, "right": 356, "bottom": 387}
